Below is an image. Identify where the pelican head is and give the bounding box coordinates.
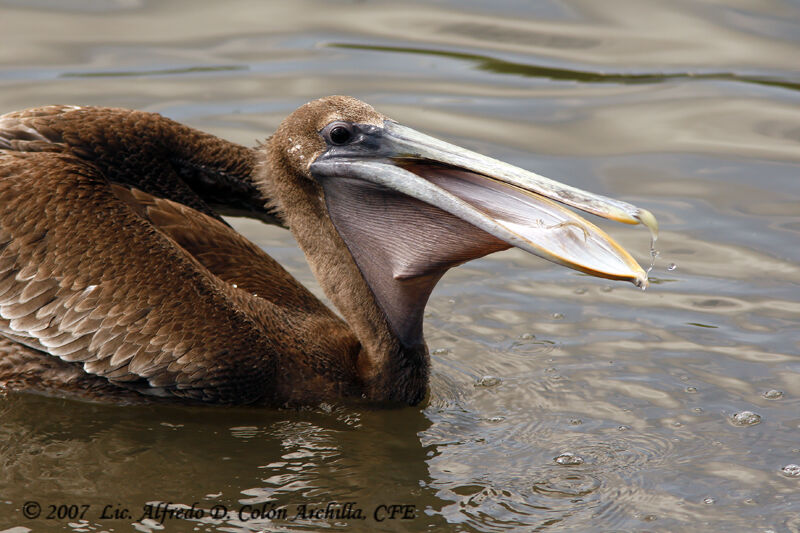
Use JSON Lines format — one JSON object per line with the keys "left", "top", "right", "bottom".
{"left": 266, "top": 96, "right": 656, "bottom": 347}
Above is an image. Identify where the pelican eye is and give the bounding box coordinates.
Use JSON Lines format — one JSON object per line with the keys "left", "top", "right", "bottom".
{"left": 326, "top": 123, "right": 354, "bottom": 145}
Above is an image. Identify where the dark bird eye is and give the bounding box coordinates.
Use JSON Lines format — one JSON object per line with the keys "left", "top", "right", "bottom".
{"left": 328, "top": 124, "right": 353, "bottom": 145}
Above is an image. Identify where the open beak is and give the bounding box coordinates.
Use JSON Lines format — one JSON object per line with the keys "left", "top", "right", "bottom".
{"left": 310, "top": 120, "right": 657, "bottom": 288}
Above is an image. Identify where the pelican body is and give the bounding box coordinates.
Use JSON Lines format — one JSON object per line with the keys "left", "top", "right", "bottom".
{"left": 0, "top": 97, "right": 654, "bottom": 406}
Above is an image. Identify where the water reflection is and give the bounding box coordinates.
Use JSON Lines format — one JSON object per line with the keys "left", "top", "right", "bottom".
{"left": 0, "top": 393, "right": 447, "bottom": 531}
{"left": 332, "top": 43, "right": 800, "bottom": 92}
{"left": 1, "top": 0, "right": 799, "bottom": 531}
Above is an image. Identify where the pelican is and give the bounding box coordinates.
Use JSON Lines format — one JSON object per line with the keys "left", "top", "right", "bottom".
{"left": 0, "top": 96, "right": 655, "bottom": 406}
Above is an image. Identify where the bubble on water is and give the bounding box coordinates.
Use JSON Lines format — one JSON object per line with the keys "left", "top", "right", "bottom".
{"left": 703, "top": 497, "right": 715, "bottom": 504}
{"left": 569, "top": 418, "right": 582, "bottom": 426}
{"left": 780, "top": 464, "right": 800, "bottom": 477}
{"left": 730, "top": 411, "right": 762, "bottom": 426}
{"left": 554, "top": 452, "right": 584, "bottom": 466}
{"left": 487, "top": 416, "right": 505, "bottom": 423}
{"left": 667, "top": 263, "right": 677, "bottom": 271}
{"left": 685, "top": 386, "right": 697, "bottom": 393}
{"left": 574, "top": 288, "right": 587, "bottom": 295}
{"left": 693, "top": 407, "right": 704, "bottom": 413}
{"left": 552, "top": 312, "right": 564, "bottom": 320}
{"left": 763, "top": 389, "right": 784, "bottom": 400}
{"left": 601, "top": 285, "right": 613, "bottom": 293}
{"left": 432, "top": 347, "right": 452, "bottom": 356}
{"left": 545, "top": 367, "right": 558, "bottom": 373}
{"left": 475, "top": 375, "right": 502, "bottom": 388}
{"left": 618, "top": 425, "right": 630, "bottom": 431}
{"left": 519, "top": 333, "right": 535, "bottom": 340}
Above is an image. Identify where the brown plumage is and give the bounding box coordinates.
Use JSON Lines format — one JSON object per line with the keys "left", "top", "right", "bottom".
{"left": 0, "top": 96, "right": 653, "bottom": 406}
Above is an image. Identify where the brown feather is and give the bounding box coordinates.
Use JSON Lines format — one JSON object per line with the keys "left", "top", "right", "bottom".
{"left": 0, "top": 149, "right": 359, "bottom": 405}
{"left": 0, "top": 96, "right": 502, "bottom": 406}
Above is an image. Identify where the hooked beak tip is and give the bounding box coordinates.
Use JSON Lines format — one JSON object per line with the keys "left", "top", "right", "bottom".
{"left": 635, "top": 208, "right": 659, "bottom": 240}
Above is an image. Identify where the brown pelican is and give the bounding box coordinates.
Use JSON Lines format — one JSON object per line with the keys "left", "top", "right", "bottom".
{"left": 0, "top": 96, "right": 655, "bottom": 406}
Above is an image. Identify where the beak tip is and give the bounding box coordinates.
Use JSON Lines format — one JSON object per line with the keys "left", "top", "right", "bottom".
{"left": 635, "top": 208, "right": 659, "bottom": 239}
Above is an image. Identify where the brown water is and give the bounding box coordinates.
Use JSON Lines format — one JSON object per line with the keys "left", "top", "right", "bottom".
{"left": 1, "top": 0, "right": 799, "bottom": 531}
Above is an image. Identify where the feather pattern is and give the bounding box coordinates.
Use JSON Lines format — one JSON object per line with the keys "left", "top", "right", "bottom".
{"left": 0, "top": 148, "right": 356, "bottom": 404}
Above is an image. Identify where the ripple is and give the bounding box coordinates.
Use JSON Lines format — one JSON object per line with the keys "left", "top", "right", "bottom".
{"left": 508, "top": 335, "right": 557, "bottom": 356}
{"left": 532, "top": 473, "right": 601, "bottom": 498}
{"left": 330, "top": 43, "right": 800, "bottom": 92}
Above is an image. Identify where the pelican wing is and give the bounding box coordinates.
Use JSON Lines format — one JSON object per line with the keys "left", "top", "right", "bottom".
{"left": 0, "top": 105, "right": 284, "bottom": 226}
{"left": 0, "top": 151, "right": 281, "bottom": 403}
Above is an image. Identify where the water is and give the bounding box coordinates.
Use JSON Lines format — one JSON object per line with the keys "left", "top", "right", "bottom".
{"left": 1, "top": 0, "right": 799, "bottom": 531}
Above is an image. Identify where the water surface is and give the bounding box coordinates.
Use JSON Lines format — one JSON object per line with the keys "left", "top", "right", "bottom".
{"left": 1, "top": 0, "right": 799, "bottom": 531}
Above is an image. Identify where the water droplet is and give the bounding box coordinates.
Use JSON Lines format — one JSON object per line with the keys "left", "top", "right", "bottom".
{"left": 693, "top": 407, "right": 703, "bottom": 413}
{"left": 569, "top": 418, "right": 582, "bottom": 426}
{"left": 574, "top": 288, "right": 587, "bottom": 295}
{"left": 475, "top": 375, "right": 502, "bottom": 388}
{"left": 601, "top": 285, "right": 612, "bottom": 293}
{"left": 231, "top": 283, "right": 238, "bottom": 288}
{"left": 730, "top": 411, "right": 762, "bottom": 426}
{"left": 487, "top": 416, "right": 505, "bottom": 423}
{"left": 667, "top": 263, "right": 677, "bottom": 271}
{"left": 432, "top": 348, "right": 451, "bottom": 355}
{"left": 763, "top": 389, "right": 784, "bottom": 400}
{"left": 685, "top": 386, "right": 697, "bottom": 393}
{"left": 672, "top": 421, "right": 682, "bottom": 427}
{"left": 519, "top": 333, "right": 535, "bottom": 340}
{"left": 552, "top": 312, "right": 564, "bottom": 320}
{"left": 554, "top": 452, "right": 584, "bottom": 466}
{"left": 703, "top": 497, "right": 715, "bottom": 504}
{"left": 780, "top": 464, "right": 800, "bottom": 477}
{"left": 618, "top": 425, "right": 630, "bottom": 431}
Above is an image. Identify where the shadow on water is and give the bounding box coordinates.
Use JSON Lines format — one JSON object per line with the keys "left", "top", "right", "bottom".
{"left": 330, "top": 43, "right": 800, "bottom": 93}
